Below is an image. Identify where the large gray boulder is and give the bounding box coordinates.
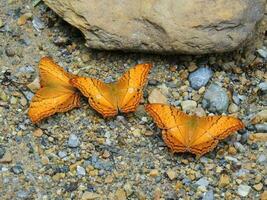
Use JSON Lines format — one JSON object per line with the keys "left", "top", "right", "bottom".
{"left": 44, "top": 0, "right": 265, "bottom": 54}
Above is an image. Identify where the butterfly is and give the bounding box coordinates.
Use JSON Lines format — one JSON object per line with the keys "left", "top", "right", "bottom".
{"left": 28, "top": 57, "right": 81, "bottom": 123}
{"left": 70, "top": 63, "right": 152, "bottom": 117}
{"left": 145, "top": 103, "right": 244, "bottom": 156}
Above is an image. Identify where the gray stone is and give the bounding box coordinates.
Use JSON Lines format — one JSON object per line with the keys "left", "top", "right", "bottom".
{"left": 202, "top": 83, "right": 229, "bottom": 113}
{"left": 234, "top": 142, "right": 245, "bottom": 153}
{"left": 257, "top": 154, "right": 266, "bottom": 164}
{"left": 77, "top": 166, "right": 86, "bottom": 176}
{"left": 68, "top": 134, "right": 80, "bottom": 148}
{"left": 259, "top": 82, "right": 267, "bottom": 92}
{"left": 0, "top": 146, "right": 6, "bottom": 159}
{"left": 189, "top": 67, "right": 213, "bottom": 90}
{"left": 17, "top": 190, "right": 29, "bottom": 199}
{"left": 43, "top": 0, "right": 266, "bottom": 54}
{"left": 237, "top": 185, "right": 251, "bottom": 197}
{"left": 257, "top": 48, "right": 267, "bottom": 59}
{"left": 58, "top": 151, "right": 67, "bottom": 158}
{"left": 225, "top": 156, "right": 239, "bottom": 163}
{"left": 202, "top": 190, "right": 214, "bottom": 200}
{"left": 10, "top": 165, "right": 24, "bottom": 174}
{"left": 195, "top": 177, "right": 210, "bottom": 187}
{"left": 255, "top": 123, "right": 267, "bottom": 132}
{"left": 32, "top": 17, "right": 45, "bottom": 31}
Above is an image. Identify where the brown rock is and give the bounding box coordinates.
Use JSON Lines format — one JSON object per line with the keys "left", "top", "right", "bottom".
{"left": 218, "top": 174, "right": 231, "bottom": 187}
{"left": 81, "top": 192, "right": 100, "bottom": 200}
{"left": 249, "top": 133, "right": 267, "bottom": 142}
{"left": 228, "top": 146, "right": 237, "bottom": 155}
{"left": 251, "top": 110, "right": 267, "bottom": 124}
{"left": 148, "top": 89, "right": 167, "bottom": 104}
{"left": 115, "top": 188, "right": 127, "bottom": 200}
{"left": 149, "top": 169, "right": 159, "bottom": 177}
{"left": 33, "top": 128, "right": 43, "bottom": 137}
{"left": 166, "top": 169, "right": 177, "bottom": 180}
{"left": 261, "top": 191, "right": 267, "bottom": 200}
{"left": 43, "top": 0, "right": 265, "bottom": 54}
{"left": 0, "top": 152, "right": 12, "bottom": 163}
{"left": 254, "top": 183, "right": 263, "bottom": 191}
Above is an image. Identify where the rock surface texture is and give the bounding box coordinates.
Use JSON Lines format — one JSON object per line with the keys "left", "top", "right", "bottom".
{"left": 43, "top": 0, "right": 265, "bottom": 54}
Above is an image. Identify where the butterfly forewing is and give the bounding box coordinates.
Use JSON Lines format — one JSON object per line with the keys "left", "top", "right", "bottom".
{"left": 145, "top": 104, "right": 189, "bottom": 150}
{"left": 70, "top": 77, "right": 118, "bottom": 117}
{"left": 39, "top": 57, "right": 74, "bottom": 87}
{"left": 116, "top": 63, "right": 152, "bottom": 113}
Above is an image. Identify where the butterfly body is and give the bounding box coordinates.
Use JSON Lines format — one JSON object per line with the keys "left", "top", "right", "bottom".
{"left": 145, "top": 103, "right": 244, "bottom": 156}
{"left": 71, "top": 63, "right": 152, "bottom": 117}
{"left": 28, "top": 57, "right": 80, "bottom": 123}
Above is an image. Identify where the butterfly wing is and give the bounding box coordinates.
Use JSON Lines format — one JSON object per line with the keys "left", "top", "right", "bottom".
{"left": 116, "top": 63, "right": 152, "bottom": 113}
{"left": 145, "top": 103, "right": 190, "bottom": 152}
{"left": 70, "top": 77, "right": 118, "bottom": 117}
{"left": 188, "top": 115, "right": 244, "bottom": 156}
{"left": 28, "top": 87, "right": 80, "bottom": 123}
{"left": 39, "top": 57, "right": 75, "bottom": 88}
{"left": 28, "top": 57, "right": 80, "bottom": 123}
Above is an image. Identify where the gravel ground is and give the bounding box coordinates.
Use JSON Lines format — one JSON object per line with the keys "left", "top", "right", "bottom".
{"left": 0, "top": 1, "right": 266, "bottom": 199}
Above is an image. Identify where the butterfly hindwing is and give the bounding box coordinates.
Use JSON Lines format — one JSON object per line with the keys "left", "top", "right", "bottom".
{"left": 29, "top": 87, "right": 80, "bottom": 123}
{"left": 189, "top": 116, "right": 244, "bottom": 155}
{"left": 116, "top": 63, "right": 152, "bottom": 113}
{"left": 70, "top": 77, "right": 118, "bottom": 117}
{"left": 28, "top": 57, "right": 80, "bottom": 123}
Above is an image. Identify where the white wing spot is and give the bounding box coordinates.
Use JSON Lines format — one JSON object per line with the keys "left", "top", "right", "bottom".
{"left": 96, "top": 94, "right": 102, "bottom": 99}
{"left": 128, "top": 88, "right": 134, "bottom": 94}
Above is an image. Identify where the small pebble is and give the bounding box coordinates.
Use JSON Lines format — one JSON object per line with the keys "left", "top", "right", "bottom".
{"left": 189, "top": 67, "right": 213, "bottom": 90}
{"left": 77, "top": 166, "right": 86, "bottom": 176}
{"left": 253, "top": 183, "right": 263, "bottom": 191}
{"left": 255, "top": 124, "right": 267, "bottom": 132}
{"left": 228, "top": 103, "right": 239, "bottom": 113}
{"left": 0, "top": 152, "right": 12, "bottom": 163}
{"left": 68, "top": 134, "right": 79, "bottom": 148}
{"left": 32, "top": 16, "right": 45, "bottom": 31}
{"left": 257, "top": 154, "right": 266, "bottom": 164}
{"left": 0, "top": 146, "right": 6, "bottom": 159}
{"left": 195, "top": 177, "right": 210, "bottom": 187}
{"left": 5, "top": 46, "right": 16, "bottom": 57}
{"left": 218, "top": 174, "right": 230, "bottom": 187}
{"left": 166, "top": 169, "right": 177, "bottom": 180}
{"left": 115, "top": 188, "right": 127, "bottom": 200}
{"left": 202, "top": 83, "right": 229, "bottom": 114}
{"left": 33, "top": 128, "right": 43, "bottom": 137}
{"left": 58, "top": 151, "right": 67, "bottom": 159}
{"left": 10, "top": 164, "right": 23, "bottom": 174}
{"left": 81, "top": 191, "right": 100, "bottom": 200}
{"left": 237, "top": 184, "right": 251, "bottom": 197}
{"left": 10, "top": 96, "right": 17, "bottom": 105}
{"left": 259, "top": 82, "right": 267, "bottom": 92}
{"left": 148, "top": 88, "right": 168, "bottom": 104}
{"left": 202, "top": 190, "right": 214, "bottom": 200}
{"left": 150, "top": 169, "right": 159, "bottom": 177}
{"left": 181, "top": 100, "right": 197, "bottom": 113}
{"left": 257, "top": 48, "right": 267, "bottom": 59}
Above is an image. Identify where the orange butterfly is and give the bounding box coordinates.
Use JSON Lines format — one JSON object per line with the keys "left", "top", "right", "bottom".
{"left": 145, "top": 103, "right": 244, "bottom": 156}
{"left": 28, "top": 57, "right": 80, "bottom": 123}
{"left": 70, "top": 63, "right": 152, "bottom": 117}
